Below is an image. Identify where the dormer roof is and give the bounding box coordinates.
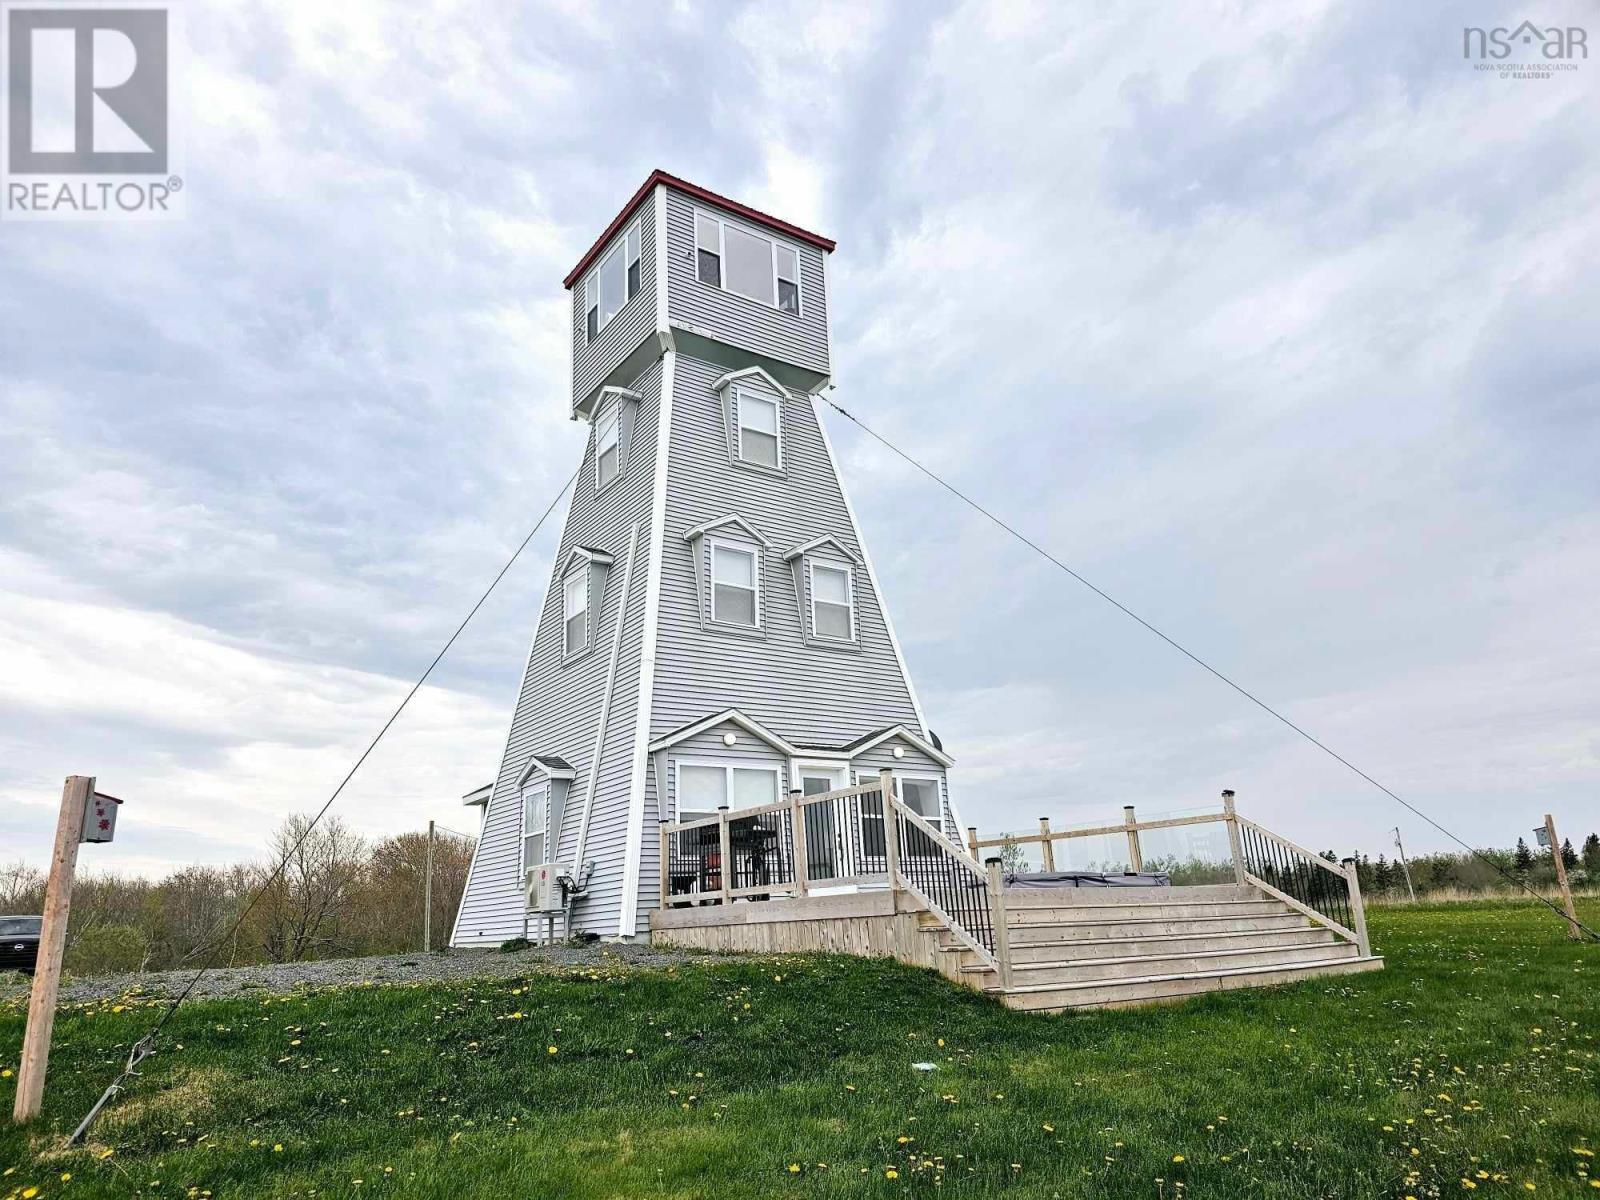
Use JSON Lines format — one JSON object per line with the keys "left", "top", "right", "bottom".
{"left": 681, "top": 514, "right": 771, "bottom": 548}
{"left": 711, "top": 365, "right": 789, "bottom": 397}
{"left": 781, "top": 534, "right": 862, "bottom": 565}
{"left": 563, "top": 170, "right": 836, "bottom": 290}
{"left": 560, "top": 546, "right": 615, "bottom": 576}
{"left": 648, "top": 708, "right": 799, "bottom": 756}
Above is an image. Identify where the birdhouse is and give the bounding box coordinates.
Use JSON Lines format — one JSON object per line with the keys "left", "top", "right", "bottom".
{"left": 83, "top": 791, "right": 122, "bottom": 843}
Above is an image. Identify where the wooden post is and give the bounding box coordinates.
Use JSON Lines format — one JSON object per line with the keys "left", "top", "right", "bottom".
{"left": 658, "top": 821, "right": 671, "bottom": 907}
{"left": 1341, "top": 856, "right": 1371, "bottom": 958}
{"left": 985, "top": 857, "right": 1013, "bottom": 989}
{"left": 1038, "top": 817, "right": 1056, "bottom": 872}
{"left": 1546, "top": 813, "right": 1580, "bottom": 941}
{"left": 1221, "top": 790, "right": 1245, "bottom": 885}
{"left": 717, "top": 806, "right": 732, "bottom": 904}
{"left": 966, "top": 826, "right": 979, "bottom": 861}
{"left": 879, "top": 769, "right": 900, "bottom": 890}
{"left": 14, "top": 775, "right": 93, "bottom": 1123}
{"left": 423, "top": 820, "right": 435, "bottom": 952}
{"left": 1123, "top": 804, "right": 1143, "bottom": 873}
{"left": 789, "top": 791, "right": 809, "bottom": 897}
{"left": 1392, "top": 826, "right": 1417, "bottom": 903}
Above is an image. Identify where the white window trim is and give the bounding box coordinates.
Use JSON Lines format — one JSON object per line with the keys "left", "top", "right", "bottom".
{"left": 692, "top": 206, "right": 803, "bottom": 317}
{"left": 521, "top": 780, "right": 548, "bottom": 875}
{"left": 562, "top": 569, "right": 589, "bottom": 657}
{"left": 673, "top": 755, "right": 786, "bottom": 818}
{"left": 733, "top": 386, "right": 783, "bottom": 471}
{"left": 708, "top": 536, "right": 761, "bottom": 629}
{"left": 808, "top": 559, "right": 855, "bottom": 642}
{"left": 594, "top": 402, "right": 621, "bottom": 492}
{"left": 585, "top": 217, "right": 643, "bottom": 343}
{"left": 895, "top": 773, "right": 944, "bottom": 824}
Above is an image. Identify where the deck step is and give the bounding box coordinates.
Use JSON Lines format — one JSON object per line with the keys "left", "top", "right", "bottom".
{"left": 997, "top": 955, "right": 1384, "bottom": 1011}
{"left": 970, "top": 941, "right": 1358, "bottom": 985}
{"left": 1001, "top": 884, "right": 1252, "bottom": 907}
{"left": 1008, "top": 899, "right": 1288, "bottom": 924}
{"left": 1007, "top": 926, "right": 1338, "bottom": 963}
{"left": 975, "top": 915, "right": 1315, "bottom": 947}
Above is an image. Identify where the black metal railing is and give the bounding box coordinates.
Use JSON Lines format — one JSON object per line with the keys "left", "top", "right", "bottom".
{"left": 895, "top": 803, "right": 996, "bottom": 960}
{"left": 1238, "top": 822, "right": 1355, "bottom": 937}
{"left": 802, "top": 786, "right": 888, "bottom": 883}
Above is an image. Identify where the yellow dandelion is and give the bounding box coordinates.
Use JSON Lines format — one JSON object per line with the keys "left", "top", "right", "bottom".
{"left": 547, "top": 1046, "right": 558, "bottom": 1055}
{"left": 885, "top": 1169, "right": 898, "bottom": 1179}
{"left": 1043, "top": 1124, "right": 1055, "bottom": 1133}
{"left": 787, "top": 1164, "right": 801, "bottom": 1174}
{"left": 23, "top": 1188, "right": 40, "bottom": 1199}
{"left": 1173, "top": 1155, "right": 1185, "bottom": 1163}
{"left": 60, "top": 1174, "right": 73, "bottom": 1182}
{"left": 0, "top": 1068, "right": 12, "bottom": 1078}
{"left": 273, "top": 1143, "right": 284, "bottom": 1153}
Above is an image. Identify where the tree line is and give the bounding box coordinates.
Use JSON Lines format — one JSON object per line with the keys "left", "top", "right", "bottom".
{"left": 0, "top": 815, "right": 476, "bottom": 975}
{"left": 1342, "top": 832, "right": 1600, "bottom": 900}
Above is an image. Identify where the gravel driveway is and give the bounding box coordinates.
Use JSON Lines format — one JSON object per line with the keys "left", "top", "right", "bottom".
{"left": 0, "top": 942, "right": 719, "bottom": 1005}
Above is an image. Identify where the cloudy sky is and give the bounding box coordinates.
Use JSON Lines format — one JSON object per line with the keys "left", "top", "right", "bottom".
{"left": 3, "top": 0, "right": 1597, "bottom": 880}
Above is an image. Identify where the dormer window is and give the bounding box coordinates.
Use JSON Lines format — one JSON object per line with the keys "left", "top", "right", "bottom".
{"left": 736, "top": 389, "right": 781, "bottom": 468}
{"left": 694, "top": 208, "right": 802, "bottom": 316}
{"left": 563, "top": 571, "right": 588, "bottom": 654}
{"left": 595, "top": 404, "right": 621, "bottom": 489}
{"left": 711, "top": 542, "right": 759, "bottom": 628}
{"left": 584, "top": 219, "right": 642, "bottom": 343}
{"left": 810, "top": 561, "right": 854, "bottom": 640}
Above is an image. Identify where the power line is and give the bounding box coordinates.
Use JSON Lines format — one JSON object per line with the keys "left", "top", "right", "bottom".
{"left": 819, "top": 393, "right": 1597, "bottom": 943}
{"left": 68, "top": 468, "right": 578, "bottom": 1144}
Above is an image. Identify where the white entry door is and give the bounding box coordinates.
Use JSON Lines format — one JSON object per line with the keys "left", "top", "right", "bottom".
{"left": 798, "top": 765, "right": 848, "bottom": 885}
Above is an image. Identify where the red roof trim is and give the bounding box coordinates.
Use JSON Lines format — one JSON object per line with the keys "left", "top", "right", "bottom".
{"left": 562, "top": 169, "right": 836, "bottom": 289}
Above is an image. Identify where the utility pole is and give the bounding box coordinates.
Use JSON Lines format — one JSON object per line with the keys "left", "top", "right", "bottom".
{"left": 14, "top": 777, "right": 92, "bottom": 1123}
{"left": 423, "top": 820, "right": 435, "bottom": 952}
{"left": 1545, "top": 813, "right": 1580, "bottom": 941}
{"left": 1392, "top": 826, "right": 1416, "bottom": 903}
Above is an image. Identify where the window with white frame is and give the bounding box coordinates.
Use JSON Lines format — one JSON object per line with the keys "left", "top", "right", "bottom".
{"left": 521, "top": 782, "right": 547, "bottom": 871}
{"left": 584, "top": 220, "right": 642, "bottom": 343}
{"left": 675, "top": 759, "right": 783, "bottom": 819}
{"left": 595, "top": 403, "right": 621, "bottom": 490}
{"left": 693, "top": 209, "right": 802, "bottom": 316}
{"left": 710, "top": 542, "right": 759, "bottom": 627}
{"left": 563, "top": 571, "right": 588, "bottom": 655}
{"left": 735, "top": 388, "right": 781, "bottom": 468}
{"left": 899, "top": 776, "right": 942, "bottom": 822}
{"left": 810, "top": 561, "right": 854, "bottom": 640}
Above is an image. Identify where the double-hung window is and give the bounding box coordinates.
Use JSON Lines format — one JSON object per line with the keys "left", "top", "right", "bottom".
{"left": 810, "top": 562, "right": 854, "bottom": 640}
{"left": 711, "top": 542, "right": 759, "bottom": 628}
{"left": 735, "top": 389, "right": 781, "bottom": 468}
{"left": 693, "top": 209, "right": 802, "bottom": 316}
{"left": 585, "top": 220, "right": 642, "bottom": 343}
{"left": 563, "top": 571, "right": 588, "bottom": 655}
{"left": 595, "top": 404, "right": 621, "bottom": 489}
{"left": 522, "top": 782, "right": 547, "bottom": 871}
{"left": 899, "top": 777, "right": 941, "bottom": 823}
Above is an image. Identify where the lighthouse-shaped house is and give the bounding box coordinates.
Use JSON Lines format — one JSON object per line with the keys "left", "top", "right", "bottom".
{"left": 452, "top": 172, "right": 961, "bottom": 945}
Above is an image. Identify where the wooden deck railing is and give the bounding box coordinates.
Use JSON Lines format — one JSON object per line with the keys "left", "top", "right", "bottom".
{"left": 963, "top": 790, "right": 1371, "bottom": 957}
{"left": 658, "top": 786, "right": 1370, "bottom": 981}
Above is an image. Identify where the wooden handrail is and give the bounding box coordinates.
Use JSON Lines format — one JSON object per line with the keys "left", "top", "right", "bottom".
{"left": 661, "top": 779, "right": 886, "bottom": 834}
{"left": 1235, "top": 818, "right": 1349, "bottom": 880}
{"left": 969, "top": 810, "right": 1227, "bottom": 850}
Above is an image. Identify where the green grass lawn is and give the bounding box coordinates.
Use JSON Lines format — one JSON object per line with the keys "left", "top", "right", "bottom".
{"left": 3, "top": 899, "right": 1596, "bottom": 1199}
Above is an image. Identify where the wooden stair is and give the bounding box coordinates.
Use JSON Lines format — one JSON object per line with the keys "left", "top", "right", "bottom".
{"left": 927, "top": 883, "right": 1382, "bottom": 1011}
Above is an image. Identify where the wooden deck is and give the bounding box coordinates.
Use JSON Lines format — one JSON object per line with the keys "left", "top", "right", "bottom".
{"left": 651, "top": 785, "right": 1382, "bottom": 1013}
{"left": 650, "top": 882, "right": 1382, "bottom": 1011}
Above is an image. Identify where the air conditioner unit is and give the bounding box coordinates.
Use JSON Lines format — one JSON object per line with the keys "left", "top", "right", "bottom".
{"left": 524, "top": 863, "right": 569, "bottom": 913}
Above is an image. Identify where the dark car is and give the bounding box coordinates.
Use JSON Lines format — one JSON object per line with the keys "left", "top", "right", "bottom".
{"left": 0, "top": 915, "right": 42, "bottom": 975}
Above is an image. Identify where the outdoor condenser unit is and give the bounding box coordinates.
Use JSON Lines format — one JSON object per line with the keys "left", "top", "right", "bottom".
{"left": 524, "top": 863, "right": 569, "bottom": 913}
